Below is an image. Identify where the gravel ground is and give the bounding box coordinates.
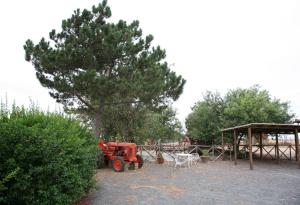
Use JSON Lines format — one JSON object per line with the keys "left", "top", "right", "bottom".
{"left": 88, "top": 160, "right": 300, "bottom": 205}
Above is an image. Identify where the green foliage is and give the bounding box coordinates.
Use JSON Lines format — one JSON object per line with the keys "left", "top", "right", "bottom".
{"left": 0, "top": 168, "right": 20, "bottom": 192}
{"left": 100, "top": 107, "right": 183, "bottom": 143}
{"left": 135, "top": 107, "right": 183, "bottom": 143}
{"left": 186, "top": 92, "right": 223, "bottom": 143}
{"left": 24, "top": 0, "right": 185, "bottom": 138}
{"left": 201, "top": 149, "right": 210, "bottom": 156}
{"left": 0, "top": 105, "right": 96, "bottom": 205}
{"left": 96, "top": 148, "right": 105, "bottom": 169}
{"left": 101, "top": 104, "right": 146, "bottom": 142}
{"left": 186, "top": 85, "right": 294, "bottom": 144}
{"left": 222, "top": 85, "right": 293, "bottom": 127}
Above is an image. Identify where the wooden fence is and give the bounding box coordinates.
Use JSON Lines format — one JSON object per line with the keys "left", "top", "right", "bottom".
{"left": 238, "top": 144, "right": 297, "bottom": 161}
{"left": 137, "top": 144, "right": 232, "bottom": 162}
{"left": 137, "top": 144, "right": 297, "bottom": 162}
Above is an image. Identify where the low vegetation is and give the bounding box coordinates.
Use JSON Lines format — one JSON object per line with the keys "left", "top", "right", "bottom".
{"left": 0, "top": 105, "right": 96, "bottom": 205}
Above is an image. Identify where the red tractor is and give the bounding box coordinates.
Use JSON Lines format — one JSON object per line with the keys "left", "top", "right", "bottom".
{"left": 98, "top": 140, "right": 143, "bottom": 172}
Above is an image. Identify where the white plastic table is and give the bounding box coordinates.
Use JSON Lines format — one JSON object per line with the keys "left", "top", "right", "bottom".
{"left": 175, "top": 153, "right": 193, "bottom": 168}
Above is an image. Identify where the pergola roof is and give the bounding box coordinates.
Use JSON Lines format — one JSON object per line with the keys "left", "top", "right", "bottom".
{"left": 221, "top": 123, "right": 300, "bottom": 135}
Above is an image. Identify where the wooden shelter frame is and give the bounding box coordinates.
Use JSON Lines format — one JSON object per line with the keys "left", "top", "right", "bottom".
{"left": 221, "top": 123, "right": 300, "bottom": 170}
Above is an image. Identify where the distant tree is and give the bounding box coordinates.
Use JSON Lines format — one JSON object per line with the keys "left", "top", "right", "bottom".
{"left": 185, "top": 91, "right": 223, "bottom": 144}
{"left": 136, "top": 107, "right": 183, "bottom": 143}
{"left": 186, "top": 86, "right": 294, "bottom": 144}
{"left": 101, "top": 104, "right": 146, "bottom": 142}
{"left": 222, "top": 85, "right": 293, "bottom": 128}
{"left": 24, "top": 0, "right": 185, "bottom": 138}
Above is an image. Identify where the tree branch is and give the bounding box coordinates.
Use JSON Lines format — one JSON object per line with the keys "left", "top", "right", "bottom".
{"left": 103, "top": 99, "right": 141, "bottom": 106}
{"left": 75, "top": 94, "right": 95, "bottom": 111}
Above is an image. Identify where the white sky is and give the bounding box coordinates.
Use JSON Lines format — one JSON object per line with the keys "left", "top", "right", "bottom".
{"left": 1, "top": 0, "right": 300, "bottom": 126}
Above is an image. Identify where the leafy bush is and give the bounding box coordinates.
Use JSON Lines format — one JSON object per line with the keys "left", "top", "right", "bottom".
{"left": 0, "top": 106, "right": 96, "bottom": 205}
{"left": 201, "top": 149, "right": 210, "bottom": 156}
{"left": 96, "top": 148, "right": 105, "bottom": 169}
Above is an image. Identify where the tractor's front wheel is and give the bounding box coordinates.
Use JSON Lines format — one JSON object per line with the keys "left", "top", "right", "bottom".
{"left": 113, "top": 157, "right": 125, "bottom": 172}
{"left": 137, "top": 154, "right": 144, "bottom": 169}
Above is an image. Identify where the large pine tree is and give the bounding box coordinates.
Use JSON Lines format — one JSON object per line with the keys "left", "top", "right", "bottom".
{"left": 24, "top": 0, "right": 185, "bottom": 138}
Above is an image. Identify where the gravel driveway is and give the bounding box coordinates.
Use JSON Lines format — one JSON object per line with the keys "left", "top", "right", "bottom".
{"left": 88, "top": 160, "right": 300, "bottom": 205}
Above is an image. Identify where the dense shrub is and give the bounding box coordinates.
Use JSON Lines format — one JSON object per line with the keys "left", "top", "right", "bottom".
{"left": 0, "top": 106, "right": 96, "bottom": 205}
{"left": 96, "top": 149, "right": 105, "bottom": 169}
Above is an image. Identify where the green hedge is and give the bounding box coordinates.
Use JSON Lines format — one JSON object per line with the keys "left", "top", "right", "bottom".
{"left": 0, "top": 106, "right": 96, "bottom": 205}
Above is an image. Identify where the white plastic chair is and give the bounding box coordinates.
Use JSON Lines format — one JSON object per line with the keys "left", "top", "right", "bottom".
{"left": 190, "top": 153, "right": 200, "bottom": 165}
{"left": 164, "top": 154, "right": 176, "bottom": 166}
{"left": 174, "top": 155, "right": 189, "bottom": 168}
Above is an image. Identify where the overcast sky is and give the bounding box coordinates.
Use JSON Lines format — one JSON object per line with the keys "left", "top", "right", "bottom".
{"left": 0, "top": 0, "right": 300, "bottom": 126}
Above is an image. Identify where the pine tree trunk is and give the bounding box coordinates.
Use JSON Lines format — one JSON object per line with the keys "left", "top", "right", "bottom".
{"left": 91, "top": 105, "right": 104, "bottom": 139}
{"left": 92, "top": 113, "right": 102, "bottom": 139}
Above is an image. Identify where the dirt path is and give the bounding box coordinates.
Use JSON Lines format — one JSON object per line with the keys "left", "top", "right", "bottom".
{"left": 88, "top": 160, "right": 300, "bottom": 205}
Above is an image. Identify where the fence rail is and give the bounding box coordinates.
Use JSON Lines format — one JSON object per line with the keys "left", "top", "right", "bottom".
{"left": 137, "top": 144, "right": 231, "bottom": 162}
{"left": 137, "top": 144, "right": 297, "bottom": 162}
{"left": 238, "top": 144, "right": 297, "bottom": 160}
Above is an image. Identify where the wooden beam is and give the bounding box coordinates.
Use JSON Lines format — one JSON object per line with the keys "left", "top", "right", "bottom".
{"left": 259, "top": 133, "right": 263, "bottom": 160}
{"left": 221, "top": 131, "right": 224, "bottom": 147}
{"left": 278, "top": 146, "right": 289, "bottom": 160}
{"left": 248, "top": 127, "right": 253, "bottom": 170}
{"left": 221, "top": 131, "right": 224, "bottom": 146}
{"left": 139, "top": 145, "right": 142, "bottom": 157}
{"left": 295, "top": 129, "right": 300, "bottom": 169}
{"left": 234, "top": 129, "right": 237, "bottom": 165}
{"left": 142, "top": 146, "right": 157, "bottom": 161}
{"left": 295, "top": 130, "right": 299, "bottom": 161}
{"left": 229, "top": 144, "right": 232, "bottom": 161}
{"left": 289, "top": 145, "right": 292, "bottom": 160}
{"left": 221, "top": 132, "right": 224, "bottom": 160}
{"left": 276, "top": 134, "right": 279, "bottom": 164}
{"left": 263, "top": 146, "right": 275, "bottom": 160}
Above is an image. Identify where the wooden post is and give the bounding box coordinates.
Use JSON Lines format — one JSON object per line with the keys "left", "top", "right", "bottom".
{"left": 276, "top": 134, "right": 279, "bottom": 164}
{"left": 248, "top": 127, "right": 253, "bottom": 170}
{"left": 295, "top": 129, "right": 300, "bottom": 169}
{"left": 221, "top": 132, "right": 224, "bottom": 147}
{"left": 221, "top": 132, "right": 224, "bottom": 160}
{"left": 289, "top": 145, "right": 292, "bottom": 160}
{"left": 274, "top": 143, "right": 277, "bottom": 160}
{"left": 139, "top": 145, "right": 142, "bottom": 157}
{"left": 172, "top": 144, "right": 174, "bottom": 154}
{"left": 295, "top": 130, "right": 299, "bottom": 161}
{"left": 259, "top": 133, "right": 263, "bottom": 160}
{"left": 229, "top": 145, "right": 232, "bottom": 161}
{"left": 234, "top": 129, "right": 237, "bottom": 165}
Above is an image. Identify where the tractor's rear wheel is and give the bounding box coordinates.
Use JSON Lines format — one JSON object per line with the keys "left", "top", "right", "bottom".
{"left": 137, "top": 154, "right": 144, "bottom": 169}
{"left": 113, "top": 157, "right": 125, "bottom": 172}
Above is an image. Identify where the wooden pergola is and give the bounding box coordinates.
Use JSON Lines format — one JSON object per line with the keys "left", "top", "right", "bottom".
{"left": 221, "top": 123, "right": 300, "bottom": 170}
